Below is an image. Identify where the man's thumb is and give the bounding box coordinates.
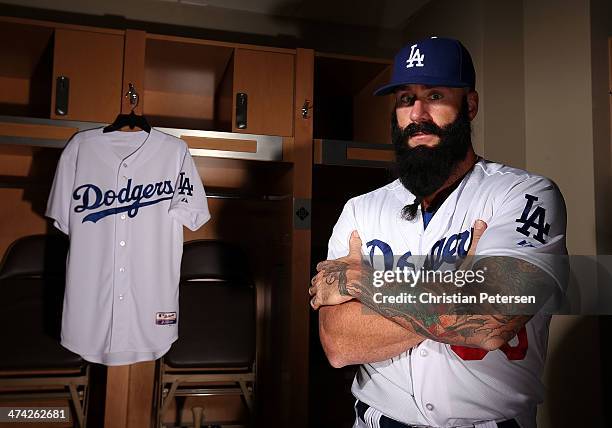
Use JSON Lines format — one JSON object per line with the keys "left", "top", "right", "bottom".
{"left": 348, "top": 230, "right": 363, "bottom": 258}
{"left": 473, "top": 219, "right": 487, "bottom": 237}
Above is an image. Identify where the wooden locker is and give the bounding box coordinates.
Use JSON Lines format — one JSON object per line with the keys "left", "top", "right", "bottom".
{"left": 233, "top": 49, "right": 295, "bottom": 137}
{"left": 51, "top": 28, "right": 124, "bottom": 123}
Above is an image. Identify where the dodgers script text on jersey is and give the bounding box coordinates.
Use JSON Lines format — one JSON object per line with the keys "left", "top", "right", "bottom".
{"left": 328, "top": 159, "right": 567, "bottom": 428}
{"left": 46, "top": 128, "right": 210, "bottom": 366}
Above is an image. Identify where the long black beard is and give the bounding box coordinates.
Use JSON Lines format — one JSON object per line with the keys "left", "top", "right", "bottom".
{"left": 392, "top": 99, "right": 473, "bottom": 221}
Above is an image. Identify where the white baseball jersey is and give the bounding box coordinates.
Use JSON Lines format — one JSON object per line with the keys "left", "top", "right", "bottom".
{"left": 46, "top": 128, "right": 210, "bottom": 366}
{"left": 328, "top": 159, "right": 567, "bottom": 428}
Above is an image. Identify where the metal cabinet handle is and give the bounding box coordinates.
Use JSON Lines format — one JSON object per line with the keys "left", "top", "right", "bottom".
{"left": 301, "top": 99, "right": 313, "bottom": 119}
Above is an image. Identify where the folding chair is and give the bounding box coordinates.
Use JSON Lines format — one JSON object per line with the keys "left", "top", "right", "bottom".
{"left": 157, "top": 240, "right": 256, "bottom": 428}
{"left": 0, "top": 234, "right": 89, "bottom": 427}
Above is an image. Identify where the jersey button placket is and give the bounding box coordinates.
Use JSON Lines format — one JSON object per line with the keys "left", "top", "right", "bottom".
{"left": 111, "top": 161, "right": 130, "bottom": 351}
{"left": 117, "top": 165, "right": 129, "bottom": 301}
{"left": 411, "top": 346, "right": 437, "bottom": 426}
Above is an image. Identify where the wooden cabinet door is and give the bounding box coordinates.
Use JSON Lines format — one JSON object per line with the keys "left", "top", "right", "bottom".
{"left": 51, "top": 28, "right": 124, "bottom": 123}
{"left": 233, "top": 49, "right": 294, "bottom": 136}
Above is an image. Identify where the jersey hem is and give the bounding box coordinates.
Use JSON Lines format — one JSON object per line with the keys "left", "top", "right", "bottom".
{"left": 60, "top": 336, "right": 177, "bottom": 366}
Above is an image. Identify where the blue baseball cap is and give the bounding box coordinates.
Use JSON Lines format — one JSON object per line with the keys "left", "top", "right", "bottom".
{"left": 374, "top": 37, "right": 475, "bottom": 96}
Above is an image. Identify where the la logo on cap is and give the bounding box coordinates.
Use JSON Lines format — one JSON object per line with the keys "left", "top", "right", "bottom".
{"left": 406, "top": 44, "right": 425, "bottom": 68}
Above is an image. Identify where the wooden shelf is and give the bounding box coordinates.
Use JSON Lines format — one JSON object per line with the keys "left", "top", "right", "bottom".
{"left": 158, "top": 126, "right": 283, "bottom": 162}
{"left": 0, "top": 116, "right": 284, "bottom": 162}
{"left": 0, "top": 115, "right": 104, "bottom": 151}
{"left": 314, "top": 138, "right": 395, "bottom": 167}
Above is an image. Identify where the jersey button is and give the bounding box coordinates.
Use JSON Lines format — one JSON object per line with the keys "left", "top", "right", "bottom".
{"left": 120, "top": 214, "right": 126, "bottom": 220}
{"left": 420, "top": 349, "right": 428, "bottom": 357}
{"left": 119, "top": 240, "right": 126, "bottom": 247}
{"left": 119, "top": 294, "right": 124, "bottom": 300}
{"left": 122, "top": 163, "right": 128, "bottom": 168}
{"left": 119, "top": 267, "right": 125, "bottom": 273}
{"left": 425, "top": 403, "right": 434, "bottom": 411}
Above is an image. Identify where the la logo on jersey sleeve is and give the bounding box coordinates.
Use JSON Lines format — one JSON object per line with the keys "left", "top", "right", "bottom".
{"left": 515, "top": 194, "right": 551, "bottom": 245}
{"left": 176, "top": 172, "right": 194, "bottom": 203}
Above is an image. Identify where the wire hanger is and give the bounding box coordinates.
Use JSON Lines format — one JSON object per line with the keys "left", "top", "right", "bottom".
{"left": 103, "top": 83, "right": 151, "bottom": 133}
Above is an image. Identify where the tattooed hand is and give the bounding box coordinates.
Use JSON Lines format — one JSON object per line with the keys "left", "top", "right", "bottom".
{"left": 309, "top": 231, "right": 373, "bottom": 310}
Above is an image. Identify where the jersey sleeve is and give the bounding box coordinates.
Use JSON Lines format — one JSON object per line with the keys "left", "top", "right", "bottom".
{"left": 474, "top": 176, "right": 568, "bottom": 290}
{"left": 168, "top": 148, "right": 210, "bottom": 231}
{"left": 45, "top": 133, "right": 79, "bottom": 235}
{"left": 327, "top": 199, "right": 358, "bottom": 260}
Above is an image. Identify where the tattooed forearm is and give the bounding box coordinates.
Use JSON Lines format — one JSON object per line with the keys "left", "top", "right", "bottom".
{"left": 343, "top": 256, "right": 558, "bottom": 349}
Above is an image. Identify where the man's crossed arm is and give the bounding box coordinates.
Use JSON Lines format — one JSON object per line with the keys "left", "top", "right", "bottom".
{"left": 311, "top": 220, "right": 558, "bottom": 367}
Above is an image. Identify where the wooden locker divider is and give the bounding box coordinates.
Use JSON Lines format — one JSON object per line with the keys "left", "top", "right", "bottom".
{"left": 103, "top": 361, "right": 157, "bottom": 427}
{"left": 288, "top": 48, "right": 314, "bottom": 428}
{"left": 126, "top": 361, "right": 156, "bottom": 426}
{"left": 121, "top": 30, "right": 146, "bottom": 115}
{"left": 104, "top": 365, "right": 130, "bottom": 427}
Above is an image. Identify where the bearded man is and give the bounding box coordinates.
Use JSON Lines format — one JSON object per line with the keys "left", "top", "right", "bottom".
{"left": 309, "top": 37, "right": 567, "bottom": 428}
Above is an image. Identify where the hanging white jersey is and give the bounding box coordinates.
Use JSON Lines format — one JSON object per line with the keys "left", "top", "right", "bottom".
{"left": 46, "top": 128, "right": 210, "bottom": 366}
